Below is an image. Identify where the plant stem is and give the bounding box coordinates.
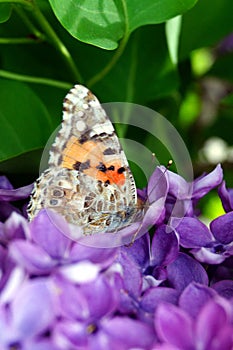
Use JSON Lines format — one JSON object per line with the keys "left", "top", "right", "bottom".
{"left": 14, "top": 4, "right": 44, "bottom": 39}
{"left": 31, "top": 2, "right": 83, "bottom": 83}
{"left": 0, "top": 37, "right": 41, "bottom": 44}
{"left": 87, "top": 0, "right": 130, "bottom": 87}
{"left": 0, "top": 0, "right": 83, "bottom": 84}
{"left": 87, "top": 35, "right": 129, "bottom": 88}
{"left": 0, "top": 0, "right": 32, "bottom": 7}
{"left": 0, "top": 69, "right": 72, "bottom": 89}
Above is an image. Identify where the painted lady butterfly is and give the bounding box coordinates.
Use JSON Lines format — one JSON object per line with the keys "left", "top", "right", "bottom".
{"left": 27, "top": 85, "right": 143, "bottom": 235}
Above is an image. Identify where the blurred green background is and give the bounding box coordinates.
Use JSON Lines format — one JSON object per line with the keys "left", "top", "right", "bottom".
{"left": 0, "top": 0, "right": 233, "bottom": 219}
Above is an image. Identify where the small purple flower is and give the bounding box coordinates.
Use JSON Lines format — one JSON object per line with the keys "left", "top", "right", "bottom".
{"left": 0, "top": 165, "right": 231, "bottom": 349}
{"left": 9, "top": 210, "right": 117, "bottom": 276}
{"left": 115, "top": 227, "right": 208, "bottom": 319}
{"left": 166, "top": 164, "right": 223, "bottom": 218}
{"left": 0, "top": 278, "right": 57, "bottom": 349}
{"left": 120, "top": 225, "right": 179, "bottom": 285}
{"left": 52, "top": 274, "right": 156, "bottom": 349}
{"left": 172, "top": 212, "right": 233, "bottom": 264}
{"left": 154, "top": 293, "right": 233, "bottom": 350}
{"left": 166, "top": 253, "right": 209, "bottom": 293}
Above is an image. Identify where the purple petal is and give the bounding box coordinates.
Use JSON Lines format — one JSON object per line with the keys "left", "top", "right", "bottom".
{"left": 212, "top": 260, "right": 233, "bottom": 282}
{"left": 120, "top": 233, "right": 150, "bottom": 269}
{"left": 102, "top": 316, "right": 155, "bottom": 349}
{"left": 0, "top": 246, "right": 10, "bottom": 292}
{"left": 191, "top": 246, "right": 227, "bottom": 264}
{"left": 88, "top": 331, "right": 124, "bottom": 350}
{"left": 151, "top": 225, "right": 179, "bottom": 266}
{"left": 218, "top": 181, "right": 233, "bottom": 212}
{"left": 53, "top": 320, "right": 87, "bottom": 349}
{"left": 179, "top": 283, "right": 217, "bottom": 318}
{"left": 59, "top": 261, "right": 100, "bottom": 284}
{"left": 152, "top": 344, "right": 180, "bottom": 350}
{"left": 140, "top": 287, "right": 179, "bottom": 314}
{"left": 167, "top": 171, "right": 191, "bottom": 199}
{"left": 0, "top": 267, "right": 26, "bottom": 304}
{"left": 52, "top": 277, "right": 89, "bottom": 320}
{"left": 210, "top": 211, "right": 233, "bottom": 244}
{"left": 9, "top": 239, "right": 56, "bottom": 274}
{"left": 147, "top": 166, "right": 169, "bottom": 204}
{"left": 0, "top": 305, "right": 19, "bottom": 347}
{"left": 70, "top": 243, "right": 117, "bottom": 267}
{"left": 30, "top": 209, "right": 72, "bottom": 259}
{"left": 171, "top": 217, "right": 213, "bottom": 248}
{"left": 201, "top": 325, "right": 233, "bottom": 350}
{"left": 211, "top": 280, "right": 233, "bottom": 299}
{"left": 137, "top": 187, "right": 147, "bottom": 201}
{"left": 167, "top": 253, "right": 209, "bottom": 293}
{"left": 1, "top": 212, "right": 29, "bottom": 244}
{"left": 114, "top": 273, "right": 140, "bottom": 315}
{"left": 117, "top": 250, "right": 142, "bottom": 298}
{"left": 11, "top": 279, "right": 55, "bottom": 338}
{"left": 165, "top": 195, "right": 194, "bottom": 218}
{"left": 24, "top": 339, "right": 58, "bottom": 350}
{"left": 142, "top": 197, "right": 166, "bottom": 228}
{"left": 195, "top": 299, "right": 232, "bottom": 349}
{"left": 155, "top": 303, "right": 194, "bottom": 348}
{"left": 79, "top": 276, "right": 119, "bottom": 321}
{"left": 193, "top": 164, "right": 223, "bottom": 199}
{"left": 0, "top": 201, "right": 22, "bottom": 222}
{"left": 0, "top": 183, "right": 33, "bottom": 201}
{"left": 77, "top": 220, "right": 142, "bottom": 248}
{"left": 0, "top": 176, "right": 13, "bottom": 190}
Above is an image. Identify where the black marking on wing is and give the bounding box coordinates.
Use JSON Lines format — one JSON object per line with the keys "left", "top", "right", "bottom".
{"left": 96, "top": 162, "right": 107, "bottom": 173}
{"left": 117, "top": 166, "right": 126, "bottom": 174}
{"left": 73, "top": 160, "right": 91, "bottom": 171}
{"left": 103, "top": 148, "right": 117, "bottom": 155}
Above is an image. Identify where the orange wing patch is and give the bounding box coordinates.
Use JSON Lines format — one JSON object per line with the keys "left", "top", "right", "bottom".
{"left": 61, "top": 135, "right": 126, "bottom": 185}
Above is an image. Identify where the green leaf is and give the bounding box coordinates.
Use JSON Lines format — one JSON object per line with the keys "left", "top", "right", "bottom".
{"left": 48, "top": 0, "right": 198, "bottom": 50}
{"left": 126, "top": 0, "right": 198, "bottom": 32}
{"left": 0, "top": 79, "right": 54, "bottom": 162}
{"left": 0, "top": 4, "right": 12, "bottom": 23}
{"left": 179, "top": 0, "right": 233, "bottom": 59}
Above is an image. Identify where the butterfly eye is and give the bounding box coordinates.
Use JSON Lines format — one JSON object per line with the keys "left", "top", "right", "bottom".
{"left": 52, "top": 189, "right": 64, "bottom": 198}
{"left": 50, "top": 199, "right": 59, "bottom": 206}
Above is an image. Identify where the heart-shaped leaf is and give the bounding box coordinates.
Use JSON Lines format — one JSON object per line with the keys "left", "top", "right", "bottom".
{"left": 48, "top": 0, "right": 198, "bottom": 49}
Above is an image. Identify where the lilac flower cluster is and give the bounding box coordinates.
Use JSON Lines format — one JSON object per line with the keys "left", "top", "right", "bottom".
{"left": 0, "top": 165, "right": 233, "bottom": 350}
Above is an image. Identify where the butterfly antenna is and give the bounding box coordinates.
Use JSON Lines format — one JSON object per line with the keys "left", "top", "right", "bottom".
{"left": 143, "top": 158, "right": 173, "bottom": 206}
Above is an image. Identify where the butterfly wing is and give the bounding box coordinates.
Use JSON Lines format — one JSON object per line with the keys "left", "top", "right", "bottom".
{"left": 28, "top": 85, "right": 138, "bottom": 233}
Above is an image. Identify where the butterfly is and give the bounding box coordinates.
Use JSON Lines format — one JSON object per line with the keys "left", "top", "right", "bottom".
{"left": 27, "top": 85, "right": 144, "bottom": 235}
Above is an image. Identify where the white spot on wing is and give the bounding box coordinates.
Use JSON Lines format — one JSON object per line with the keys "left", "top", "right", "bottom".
{"left": 76, "top": 120, "right": 86, "bottom": 132}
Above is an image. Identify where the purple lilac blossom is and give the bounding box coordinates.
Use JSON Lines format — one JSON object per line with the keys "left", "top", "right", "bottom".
{"left": 172, "top": 212, "right": 233, "bottom": 264}
{"left": 217, "top": 32, "right": 233, "bottom": 54}
{"left": 0, "top": 164, "right": 233, "bottom": 349}
{"left": 166, "top": 164, "right": 223, "bottom": 218}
